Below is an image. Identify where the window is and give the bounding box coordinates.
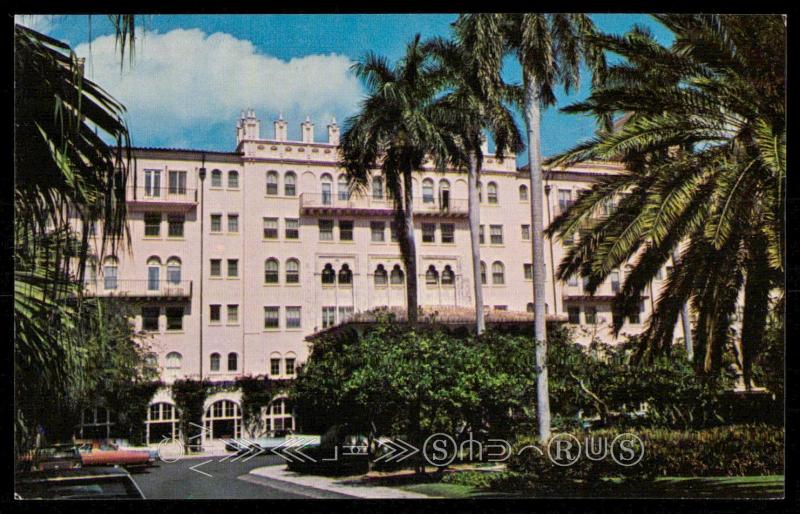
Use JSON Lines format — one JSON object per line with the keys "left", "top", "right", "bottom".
{"left": 582, "top": 275, "right": 591, "bottom": 292}
{"left": 319, "top": 219, "right": 334, "bottom": 241}
{"left": 371, "top": 221, "right": 385, "bottom": 242}
{"left": 271, "top": 358, "right": 281, "bottom": 376}
{"left": 227, "top": 259, "right": 239, "bottom": 278}
{"left": 480, "top": 261, "right": 487, "bottom": 285}
{"left": 321, "top": 263, "right": 336, "bottom": 284}
{"left": 527, "top": 302, "right": 535, "bottom": 313}
{"left": 265, "top": 259, "right": 279, "bottom": 283}
{"left": 492, "top": 261, "right": 505, "bottom": 285}
{"left": 210, "top": 353, "right": 221, "bottom": 371}
{"left": 567, "top": 306, "right": 581, "bottom": 324}
{"left": 490, "top": 225, "right": 503, "bottom": 244}
{"left": 144, "top": 213, "right": 161, "bottom": 237}
{"left": 211, "top": 169, "right": 222, "bottom": 188}
{"left": 321, "top": 175, "right": 333, "bottom": 205}
{"left": 339, "top": 220, "right": 354, "bottom": 241}
{"left": 210, "top": 259, "right": 222, "bottom": 277}
{"left": 610, "top": 270, "right": 620, "bottom": 293}
{"left": 204, "top": 400, "right": 241, "bottom": 440}
{"left": 145, "top": 169, "right": 161, "bottom": 196}
{"left": 564, "top": 230, "right": 575, "bottom": 246}
{"left": 339, "top": 306, "right": 354, "bottom": 322}
{"left": 558, "top": 189, "right": 573, "bottom": 213}
{"left": 285, "top": 358, "right": 296, "bottom": 376}
{"left": 390, "top": 221, "right": 400, "bottom": 242}
{"left": 585, "top": 306, "right": 597, "bottom": 325}
{"left": 168, "top": 215, "right": 185, "bottom": 238}
{"left": 479, "top": 225, "right": 485, "bottom": 245}
{"left": 103, "top": 257, "right": 118, "bottom": 290}
{"left": 655, "top": 267, "right": 664, "bottom": 280}
{"left": 146, "top": 402, "right": 177, "bottom": 444}
{"left": 286, "top": 259, "right": 300, "bottom": 284}
{"left": 338, "top": 175, "right": 350, "bottom": 201}
{"left": 228, "top": 214, "right": 239, "bottom": 233}
{"left": 338, "top": 264, "right": 352, "bottom": 285}
{"left": 521, "top": 224, "right": 530, "bottom": 241}
{"left": 495, "top": 305, "right": 507, "bottom": 311}
{"left": 284, "top": 172, "right": 296, "bottom": 196}
{"left": 374, "top": 264, "right": 388, "bottom": 286}
{"left": 390, "top": 265, "right": 404, "bottom": 285}
{"left": 422, "top": 223, "right": 436, "bottom": 243}
{"left": 519, "top": 184, "right": 529, "bottom": 201}
{"left": 629, "top": 303, "right": 642, "bottom": 324}
{"left": 227, "top": 304, "right": 239, "bottom": 323}
{"left": 228, "top": 353, "right": 238, "bottom": 371}
{"left": 439, "top": 180, "right": 451, "bottom": 210}
{"left": 84, "top": 257, "right": 97, "bottom": 285}
{"left": 228, "top": 170, "right": 239, "bottom": 189}
{"left": 147, "top": 257, "right": 161, "bottom": 291}
{"left": 262, "top": 217, "right": 279, "bottom": 239}
{"left": 286, "top": 307, "right": 301, "bottom": 329}
{"left": 266, "top": 171, "right": 279, "bottom": 195}
{"left": 441, "top": 265, "right": 455, "bottom": 285}
{"left": 441, "top": 224, "right": 455, "bottom": 244}
{"left": 568, "top": 274, "right": 578, "bottom": 287}
{"left": 422, "top": 179, "right": 435, "bottom": 204}
{"left": 264, "top": 307, "right": 280, "bottom": 328}
{"left": 210, "top": 304, "right": 221, "bottom": 323}
{"left": 169, "top": 170, "right": 187, "bottom": 194}
{"left": 372, "top": 177, "right": 384, "bottom": 199}
{"left": 166, "top": 307, "right": 183, "bottom": 331}
{"left": 487, "top": 182, "right": 498, "bottom": 204}
{"left": 142, "top": 307, "right": 159, "bottom": 331}
{"left": 322, "top": 306, "right": 336, "bottom": 328}
{"left": 426, "top": 265, "right": 439, "bottom": 285}
{"left": 612, "top": 310, "right": 624, "bottom": 327}
{"left": 477, "top": 182, "right": 483, "bottom": 203}
{"left": 166, "top": 352, "right": 182, "bottom": 371}
{"left": 285, "top": 218, "right": 299, "bottom": 239}
{"left": 524, "top": 263, "right": 533, "bottom": 280}
{"left": 211, "top": 214, "right": 222, "bottom": 233}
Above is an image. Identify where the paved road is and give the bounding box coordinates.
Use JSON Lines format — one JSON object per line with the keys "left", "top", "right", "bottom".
{"left": 131, "top": 454, "right": 354, "bottom": 499}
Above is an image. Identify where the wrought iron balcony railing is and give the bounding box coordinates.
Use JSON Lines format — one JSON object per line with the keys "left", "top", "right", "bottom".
{"left": 127, "top": 186, "right": 198, "bottom": 208}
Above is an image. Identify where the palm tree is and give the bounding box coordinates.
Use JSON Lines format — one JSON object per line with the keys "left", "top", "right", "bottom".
{"left": 424, "top": 35, "right": 523, "bottom": 335}
{"left": 456, "top": 13, "right": 606, "bottom": 442}
{"left": 545, "top": 15, "right": 785, "bottom": 387}
{"left": 340, "top": 34, "right": 451, "bottom": 326}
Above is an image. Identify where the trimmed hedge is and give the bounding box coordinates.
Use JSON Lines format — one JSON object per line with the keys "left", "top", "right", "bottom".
{"left": 508, "top": 424, "right": 783, "bottom": 480}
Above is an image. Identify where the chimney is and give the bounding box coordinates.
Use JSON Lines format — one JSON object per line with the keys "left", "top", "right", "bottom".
{"left": 327, "top": 116, "right": 340, "bottom": 146}
{"left": 274, "top": 112, "right": 288, "bottom": 142}
{"left": 301, "top": 115, "right": 314, "bottom": 143}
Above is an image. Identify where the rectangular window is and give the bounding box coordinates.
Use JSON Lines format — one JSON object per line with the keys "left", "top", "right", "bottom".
{"left": 286, "top": 306, "right": 301, "bottom": 329}
{"left": 227, "top": 259, "right": 239, "bottom": 278}
{"left": 582, "top": 275, "right": 591, "bottom": 291}
{"left": 558, "top": 189, "right": 573, "bottom": 213}
{"left": 567, "top": 306, "right": 581, "bottom": 324}
{"left": 524, "top": 264, "right": 533, "bottom": 280}
{"left": 210, "top": 304, "right": 221, "bottom": 323}
{"left": 490, "top": 225, "right": 503, "bottom": 244}
{"left": 144, "top": 213, "right": 161, "bottom": 237}
{"left": 210, "top": 259, "right": 222, "bottom": 277}
{"left": 263, "top": 217, "right": 279, "bottom": 239}
{"left": 210, "top": 214, "right": 222, "bottom": 233}
{"left": 339, "top": 220, "right": 354, "bottom": 241}
{"left": 422, "top": 223, "right": 436, "bottom": 243}
{"left": 338, "top": 306, "right": 354, "bottom": 323}
{"left": 228, "top": 214, "right": 239, "bottom": 233}
{"left": 227, "top": 304, "right": 239, "bottom": 323}
{"left": 228, "top": 171, "right": 239, "bottom": 189}
{"left": 264, "top": 306, "right": 280, "bottom": 328}
{"left": 168, "top": 170, "right": 187, "bottom": 195}
{"left": 441, "top": 223, "right": 455, "bottom": 244}
{"left": 166, "top": 307, "right": 183, "bottom": 331}
{"left": 271, "top": 358, "right": 281, "bottom": 376}
{"left": 629, "top": 304, "right": 642, "bottom": 324}
{"left": 568, "top": 274, "right": 578, "bottom": 287}
{"left": 371, "top": 221, "right": 385, "bottom": 242}
{"left": 142, "top": 307, "right": 159, "bottom": 332}
{"left": 322, "top": 307, "right": 336, "bottom": 328}
{"left": 144, "top": 170, "right": 161, "bottom": 197}
{"left": 610, "top": 271, "right": 620, "bottom": 293}
{"left": 285, "top": 218, "right": 299, "bottom": 240}
{"left": 168, "top": 215, "right": 184, "bottom": 238}
{"left": 319, "top": 219, "right": 334, "bottom": 241}
{"left": 212, "top": 171, "right": 223, "bottom": 188}
{"left": 585, "top": 306, "right": 597, "bottom": 325}
{"left": 494, "top": 305, "right": 507, "bottom": 311}
{"left": 521, "top": 224, "right": 530, "bottom": 240}
{"left": 285, "top": 358, "right": 296, "bottom": 376}
{"left": 479, "top": 225, "right": 485, "bottom": 245}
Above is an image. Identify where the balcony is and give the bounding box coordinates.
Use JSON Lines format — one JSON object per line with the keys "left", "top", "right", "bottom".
{"left": 83, "top": 279, "right": 193, "bottom": 299}
{"left": 299, "top": 193, "right": 468, "bottom": 218}
{"left": 127, "top": 186, "right": 197, "bottom": 212}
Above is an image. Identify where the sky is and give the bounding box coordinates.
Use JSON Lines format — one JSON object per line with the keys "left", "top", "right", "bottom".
{"left": 16, "top": 14, "right": 674, "bottom": 163}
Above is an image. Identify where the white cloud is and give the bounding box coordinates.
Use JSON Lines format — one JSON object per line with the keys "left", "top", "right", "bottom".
{"left": 15, "top": 15, "right": 61, "bottom": 34}
{"left": 74, "top": 28, "right": 363, "bottom": 149}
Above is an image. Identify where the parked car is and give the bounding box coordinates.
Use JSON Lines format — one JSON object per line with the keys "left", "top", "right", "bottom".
{"left": 77, "top": 441, "right": 153, "bottom": 469}
{"left": 15, "top": 467, "right": 145, "bottom": 499}
{"left": 16, "top": 444, "right": 82, "bottom": 473}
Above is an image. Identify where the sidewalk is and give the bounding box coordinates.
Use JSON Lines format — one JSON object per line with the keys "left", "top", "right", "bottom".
{"left": 249, "top": 464, "right": 435, "bottom": 499}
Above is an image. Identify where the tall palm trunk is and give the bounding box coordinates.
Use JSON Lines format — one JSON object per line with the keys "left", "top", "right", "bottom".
{"left": 401, "top": 168, "right": 419, "bottom": 325}
{"left": 524, "top": 71, "right": 551, "bottom": 443}
{"left": 467, "top": 148, "right": 485, "bottom": 334}
{"left": 671, "top": 245, "right": 694, "bottom": 361}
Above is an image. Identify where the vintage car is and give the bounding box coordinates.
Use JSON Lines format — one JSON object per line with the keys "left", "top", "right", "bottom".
{"left": 15, "top": 466, "right": 145, "bottom": 499}
{"left": 77, "top": 441, "right": 154, "bottom": 469}
{"left": 16, "top": 444, "right": 82, "bottom": 473}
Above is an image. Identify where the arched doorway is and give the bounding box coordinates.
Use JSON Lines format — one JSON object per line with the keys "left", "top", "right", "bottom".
{"left": 146, "top": 402, "right": 178, "bottom": 444}
{"left": 203, "top": 400, "right": 242, "bottom": 440}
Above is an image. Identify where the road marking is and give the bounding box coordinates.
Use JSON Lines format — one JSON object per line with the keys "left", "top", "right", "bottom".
{"left": 189, "top": 459, "right": 214, "bottom": 478}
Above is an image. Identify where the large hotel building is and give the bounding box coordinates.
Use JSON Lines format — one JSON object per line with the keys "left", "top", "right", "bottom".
{"left": 78, "top": 111, "right": 688, "bottom": 444}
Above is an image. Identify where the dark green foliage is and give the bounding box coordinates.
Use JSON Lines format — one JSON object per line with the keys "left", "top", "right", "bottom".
{"left": 237, "top": 376, "right": 291, "bottom": 438}
{"left": 172, "top": 379, "right": 210, "bottom": 449}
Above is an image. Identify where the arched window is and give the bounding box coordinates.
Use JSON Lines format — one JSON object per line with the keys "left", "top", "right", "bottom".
{"left": 426, "top": 265, "right": 439, "bottom": 285}
{"left": 166, "top": 257, "right": 181, "bottom": 284}
{"left": 146, "top": 402, "right": 178, "bottom": 444}
{"left": 165, "top": 352, "right": 182, "bottom": 378}
{"left": 228, "top": 170, "right": 239, "bottom": 188}
{"left": 492, "top": 261, "right": 505, "bottom": 284}
{"left": 227, "top": 352, "right": 238, "bottom": 371}
{"left": 422, "top": 179, "right": 435, "bottom": 204}
{"left": 372, "top": 176, "right": 384, "bottom": 200}
{"left": 439, "top": 179, "right": 451, "bottom": 210}
{"left": 477, "top": 182, "right": 483, "bottom": 203}
{"left": 285, "top": 258, "right": 299, "bottom": 284}
{"left": 266, "top": 395, "right": 294, "bottom": 434}
{"left": 320, "top": 174, "right": 333, "bottom": 205}
{"left": 265, "top": 258, "right": 279, "bottom": 284}
{"left": 147, "top": 256, "right": 161, "bottom": 291}
{"left": 480, "top": 261, "right": 487, "bottom": 285}
{"left": 487, "top": 182, "right": 498, "bottom": 204}
{"left": 441, "top": 265, "right": 455, "bottom": 285}
{"left": 374, "top": 264, "right": 388, "bottom": 286}
{"left": 211, "top": 169, "right": 222, "bottom": 188}
{"left": 84, "top": 256, "right": 97, "bottom": 285}
{"left": 390, "top": 264, "right": 405, "bottom": 285}
{"left": 321, "top": 263, "right": 336, "bottom": 284}
{"left": 284, "top": 171, "right": 296, "bottom": 196}
{"left": 527, "top": 302, "right": 535, "bottom": 313}
{"left": 103, "top": 256, "right": 118, "bottom": 290}
{"left": 519, "top": 184, "right": 529, "bottom": 201}
{"left": 266, "top": 171, "right": 279, "bottom": 195}
{"left": 210, "top": 353, "right": 221, "bottom": 372}
{"left": 338, "top": 263, "right": 352, "bottom": 285}
{"left": 204, "top": 400, "right": 241, "bottom": 440}
{"left": 338, "top": 175, "right": 350, "bottom": 201}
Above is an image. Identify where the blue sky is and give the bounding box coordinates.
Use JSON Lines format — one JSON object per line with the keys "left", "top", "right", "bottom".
{"left": 18, "top": 14, "right": 673, "bottom": 163}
